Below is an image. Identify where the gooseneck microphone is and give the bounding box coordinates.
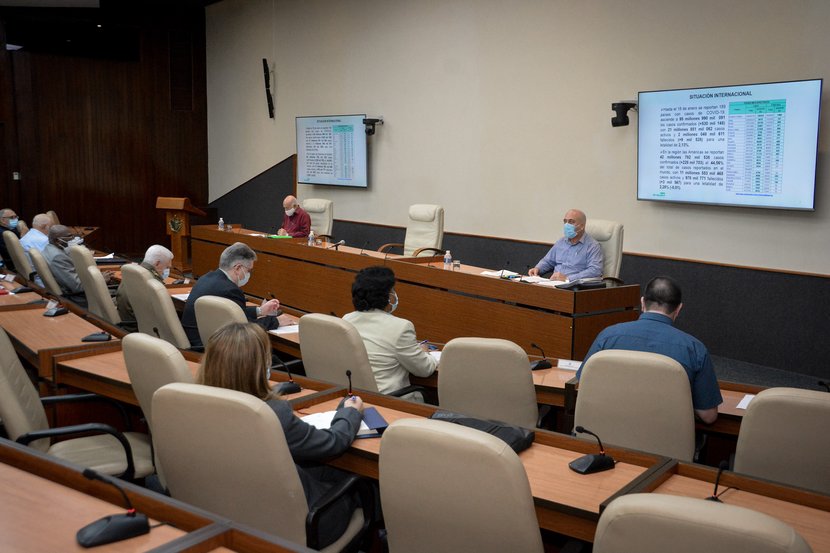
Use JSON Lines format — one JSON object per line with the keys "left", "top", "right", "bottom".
{"left": 346, "top": 370, "right": 353, "bottom": 396}
{"left": 327, "top": 240, "right": 346, "bottom": 250}
{"left": 76, "top": 469, "right": 150, "bottom": 547}
{"left": 568, "top": 426, "right": 616, "bottom": 474}
{"left": 358, "top": 241, "right": 370, "bottom": 256}
{"left": 530, "top": 342, "right": 552, "bottom": 370}
{"left": 706, "top": 461, "right": 730, "bottom": 502}
{"left": 273, "top": 355, "right": 301, "bottom": 395}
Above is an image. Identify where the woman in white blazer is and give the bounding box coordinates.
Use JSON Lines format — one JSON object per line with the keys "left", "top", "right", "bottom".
{"left": 343, "top": 266, "right": 437, "bottom": 401}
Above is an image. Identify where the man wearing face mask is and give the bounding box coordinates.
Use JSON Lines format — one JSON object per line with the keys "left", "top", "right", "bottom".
{"left": 42, "top": 225, "right": 113, "bottom": 306}
{"left": 0, "top": 208, "right": 23, "bottom": 271}
{"left": 115, "top": 244, "right": 174, "bottom": 332}
{"left": 528, "top": 208, "right": 603, "bottom": 281}
{"left": 181, "top": 241, "right": 281, "bottom": 348}
{"left": 343, "top": 266, "right": 436, "bottom": 401}
{"left": 276, "top": 195, "right": 311, "bottom": 238}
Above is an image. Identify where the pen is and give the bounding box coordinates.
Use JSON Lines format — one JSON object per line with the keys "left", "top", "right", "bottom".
{"left": 418, "top": 339, "right": 429, "bottom": 345}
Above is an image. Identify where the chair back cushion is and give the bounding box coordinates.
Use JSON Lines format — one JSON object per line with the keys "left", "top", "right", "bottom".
{"left": 594, "top": 493, "right": 812, "bottom": 553}
{"left": 147, "top": 278, "right": 191, "bottom": 349}
{"left": 403, "top": 204, "right": 444, "bottom": 257}
{"left": 3, "top": 230, "right": 33, "bottom": 278}
{"left": 46, "top": 210, "right": 60, "bottom": 225}
{"left": 85, "top": 266, "right": 120, "bottom": 325}
{"left": 194, "top": 295, "right": 248, "bottom": 346}
{"left": 735, "top": 387, "right": 830, "bottom": 494}
{"left": 438, "top": 337, "right": 538, "bottom": 428}
{"left": 585, "top": 219, "right": 624, "bottom": 278}
{"left": 0, "top": 328, "right": 50, "bottom": 451}
{"left": 29, "top": 248, "right": 63, "bottom": 297}
{"left": 302, "top": 198, "right": 334, "bottom": 236}
{"left": 299, "top": 313, "right": 378, "bottom": 391}
{"left": 575, "top": 349, "right": 695, "bottom": 460}
{"left": 119, "top": 264, "right": 157, "bottom": 336}
{"left": 380, "top": 418, "right": 543, "bottom": 553}
{"left": 152, "top": 383, "right": 307, "bottom": 542}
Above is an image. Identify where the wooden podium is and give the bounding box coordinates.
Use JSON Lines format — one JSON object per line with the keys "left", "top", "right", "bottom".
{"left": 155, "top": 197, "right": 206, "bottom": 271}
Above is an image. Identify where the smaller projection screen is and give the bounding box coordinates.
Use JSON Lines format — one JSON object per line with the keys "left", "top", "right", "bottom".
{"left": 296, "top": 114, "right": 368, "bottom": 188}
{"left": 638, "top": 79, "right": 822, "bottom": 210}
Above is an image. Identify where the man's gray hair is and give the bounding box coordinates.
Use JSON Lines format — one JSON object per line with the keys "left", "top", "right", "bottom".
{"left": 32, "top": 213, "right": 52, "bottom": 229}
{"left": 143, "top": 244, "right": 174, "bottom": 265}
{"left": 219, "top": 242, "right": 256, "bottom": 270}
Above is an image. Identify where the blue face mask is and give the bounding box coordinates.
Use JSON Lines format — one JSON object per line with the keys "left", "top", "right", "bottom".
{"left": 8, "top": 218, "right": 18, "bottom": 230}
{"left": 564, "top": 223, "right": 578, "bottom": 240}
{"left": 161, "top": 268, "right": 171, "bottom": 280}
{"left": 389, "top": 291, "right": 399, "bottom": 313}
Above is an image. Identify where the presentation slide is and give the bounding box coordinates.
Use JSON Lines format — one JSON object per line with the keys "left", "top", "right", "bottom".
{"left": 638, "top": 79, "right": 821, "bottom": 210}
{"left": 296, "top": 114, "right": 368, "bottom": 188}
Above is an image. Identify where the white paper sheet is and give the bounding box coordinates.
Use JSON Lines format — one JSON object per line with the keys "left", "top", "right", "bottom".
{"left": 736, "top": 394, "right": 755, "bottom": 410}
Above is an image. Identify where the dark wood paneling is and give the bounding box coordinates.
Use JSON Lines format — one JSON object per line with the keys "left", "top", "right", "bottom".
{"left": 2, "top": 6, "right": 208, "bottom": 256}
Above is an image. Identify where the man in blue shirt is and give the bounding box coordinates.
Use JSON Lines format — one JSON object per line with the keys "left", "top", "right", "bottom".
{"left": 577, "top": 276, "right": 722, "bottom": 424}
{"left": 528, "top": 209, "right": 603, "bottom": 281}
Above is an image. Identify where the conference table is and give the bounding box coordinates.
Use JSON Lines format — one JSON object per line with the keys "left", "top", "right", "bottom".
{"left": 190, "top": 225, "right": 640, "bottom": 361}
{"left": 0, "top": 438, "right": 313, "bottom": 552}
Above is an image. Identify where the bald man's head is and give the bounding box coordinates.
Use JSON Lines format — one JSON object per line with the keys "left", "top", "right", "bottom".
{"left": 283, "top": 195, "right": 298, "bottom": 210}
{"left": 32, "top": 213, "right": 52, "bottom": 232}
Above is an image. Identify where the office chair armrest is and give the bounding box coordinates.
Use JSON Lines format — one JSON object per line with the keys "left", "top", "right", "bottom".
{"left": 41, "top": 393, "right": 132, "bottom": 430}
{"left": 306, "top": 475, "right": 374, "bottom": 550}
{"left": 388, "top": 385, "right": 426, "bottom": 398}
{"left": 412, "top": 247, "right": 444, "bottom": 257}
{"left": 16, "top": 422, "right": 137, "bottom": 480}
{"left": 377, "top": 242, "right": 403, "bottom": 254}
{"left": 602, "top": 276, "right": 624, "bottom": 286}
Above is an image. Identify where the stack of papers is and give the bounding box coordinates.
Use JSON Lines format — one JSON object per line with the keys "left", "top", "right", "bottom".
{"left": 94, "top": 253, "right": 115, "bottom": 260}
{"left": 736, "top": 394, "right": 755, "bottom": 410}
{"left": 480, "top": 270, "right": 520, "bottom": 278}
{"left": 171, "top": 293, "right": 190, "bottom": 301}
{"left": 269, "top": 325, "right": 299, "bottom": 336}
{"left": 301, "top": 407, "right": 388, "bottom": 438}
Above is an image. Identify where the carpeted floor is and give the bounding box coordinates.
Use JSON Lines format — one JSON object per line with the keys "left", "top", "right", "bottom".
{"left": 712, "top": 355, "right": 828, "bottom": 391}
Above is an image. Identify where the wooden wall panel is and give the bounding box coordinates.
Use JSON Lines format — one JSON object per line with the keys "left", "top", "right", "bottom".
{"left": 2, "top": 6, "right": 208, "bottom": 256}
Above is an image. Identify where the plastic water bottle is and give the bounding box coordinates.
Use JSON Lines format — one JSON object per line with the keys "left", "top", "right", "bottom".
{"left": 443, "top": 250, "right": 452, "bottom": 269}
{"left": 218, "top": 217, "right": 225, "bottom": 231}
{"left": 307, "top": 230, "right": 315, "bottom": 246}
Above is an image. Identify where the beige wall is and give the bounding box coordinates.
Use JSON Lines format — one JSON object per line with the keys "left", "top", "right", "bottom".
{"left": 206, "top": 0, "right": 830, "bottom": 274}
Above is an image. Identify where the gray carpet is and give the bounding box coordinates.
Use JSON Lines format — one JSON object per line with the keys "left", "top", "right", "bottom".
{"left": 713, "top": 355, "right": 829, "bottom": 391}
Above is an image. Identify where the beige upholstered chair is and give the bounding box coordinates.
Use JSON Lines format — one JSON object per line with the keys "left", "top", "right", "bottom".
{"left": 145, "top": 278, "right": 190, "bottom": 349}
{"left": 594, "top": 493, "right": 812, "bottom": 553}
{"left": 119, "top": 263, "right": 159, "bottom": 337}
{"left": 585, "top": 219, "right": 624, "bottom": 279}
{"left": 299, "top": 313, "right": 378, "bottom": 390}
{"left": 16, "top": 220, "right": 29, "bottom": 237}
{"left": 438, "top": 337, "right": 538, "bottom": 428}
{"left": 0, "top": 328, "right": 153, "bottom": 480}
{"left": 29, "top": 248, "right": 64, "bottom": 297}
{"left": 379, "top": 418, "right": 543, "bottom": 553}
{"left": 46, "top": 210, "right": 60, "bottom": 225}
{"left": 574, "top": 350, "right": 695, "bottom": 461}
{"left": 303, "top": 198, "right": 334, "bottom": 238}
{"left": 734, "top": 387, "right": 830, "bottom": 494}
{"left": 152, "top": 382, "right": 370, "bottom": 551}
{"left": 378, "top": 204, "right": 444, "bottom": 257}
{"left": 3, "top": 230, "right": 34, "bottom": 280}
{"left": 123, "top": 333, "right": 193, "bottom": 487}
{"left": 85, "top": 266, "right": 120, "bottom": 325}
{"left": 194, "top": 295, "right": 247, "bottom": 346}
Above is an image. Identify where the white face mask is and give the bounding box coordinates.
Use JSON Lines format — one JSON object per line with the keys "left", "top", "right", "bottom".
{"left": 161, "top": 268, "right": 171, "bottom": 280}
{"left": 389, "top": 290, "right": 399, "bottom": 313}
{"left": 237, "top": 266, "right": 251, "bottom": 287}
{"left": 285, "top": 208, "right": 296, "bottom": 217}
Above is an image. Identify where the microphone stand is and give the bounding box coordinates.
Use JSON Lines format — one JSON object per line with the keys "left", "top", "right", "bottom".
{"left": 76, "top": 469, "right": 150, "bottom": 547}
{"left": 568, "top": 426, "right": 615, "bottom": 474}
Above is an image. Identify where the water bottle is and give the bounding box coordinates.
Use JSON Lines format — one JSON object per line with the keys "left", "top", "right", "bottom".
{"left": 307, "top": 230, "right": 315, "bottom": 246}
{"left": 443, "top": 250, "right": 452, "bottom": 269}
{"left": 218, "top": 217, "right": 225, "bottom": 231}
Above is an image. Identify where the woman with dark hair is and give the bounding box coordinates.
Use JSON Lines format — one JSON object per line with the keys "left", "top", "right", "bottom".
{"left": 197, "top": 322, "right": 364, "bottom": 548}
{"left": 343, "top": 266, "right": 437, "bottom": 401}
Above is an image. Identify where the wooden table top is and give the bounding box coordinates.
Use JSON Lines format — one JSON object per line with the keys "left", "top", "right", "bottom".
{"left": 0, "top": 307, "right": 110, "bottom": 352}
{"left": 0, "top": 462, "right": 185, "bottom": 552}
{"left": 653, "top": 473, "right": 830, "bottom": 553}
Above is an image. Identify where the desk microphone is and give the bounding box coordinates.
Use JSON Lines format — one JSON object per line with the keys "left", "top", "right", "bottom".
{"left": 76, "top": 469, "right": 150, "bottom": 547}
{"left": 327, "top": 239, "right": 346, "bottom": 250}
{"left": 568, "top": 426, "right": 615, "bottom": 474}
{"left": 358, "top": 241, "right": 370, "bottom": 256}
{"left": 818, "top": 380, "right": 830, "bottom": 393}
{"left": 530, "top": 343, "right": 552, "bottom": 370}
{"left": 346, "top": 370, "right": 353, "bottom": 397}
{"left": 706, "top": 461, "right": 730, "bottom": 502}
{"left": 273, "top": 355, "right": 301, "bottom": 395}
